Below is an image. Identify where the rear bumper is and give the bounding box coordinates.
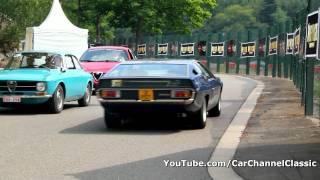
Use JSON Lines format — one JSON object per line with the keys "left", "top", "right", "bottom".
{"left": 99, "top": 98, "right": 202, "bottom": 114}
{"left": 98, "top": 98, "right": 194, "bottom": 104}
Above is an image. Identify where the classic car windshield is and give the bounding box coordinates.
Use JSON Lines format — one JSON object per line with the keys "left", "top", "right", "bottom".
{"left": 5, "top": 53, "right": 61, "bottom": 69}
{"left": 80, "top": 49, "right": 128, "bottom": 62}
{"left": 107, "top": 64, "right": 188, "bottom": 77}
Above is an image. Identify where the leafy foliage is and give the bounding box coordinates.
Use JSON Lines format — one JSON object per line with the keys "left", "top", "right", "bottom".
{"left": 200, "top": 0, "right": 307, "bottom": 33}
{"left": 110, "top": 0, "right": 217, "bottom": 43}
{"left": 203, "top": 4, "right": 265, "bottom": 33}
{"left": 0, "top": 0, "right": 51, "bottom": 54}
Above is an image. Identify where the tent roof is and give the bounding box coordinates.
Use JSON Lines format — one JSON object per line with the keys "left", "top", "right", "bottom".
{"left": 35, "top": 0, "right": 87, "bottom": 34}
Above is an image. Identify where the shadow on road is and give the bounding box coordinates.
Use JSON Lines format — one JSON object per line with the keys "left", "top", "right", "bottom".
{"left": 0, "top": 103, "right": 98, "bottom": 115}
{"left": 59, "top": 114, "right": 199, "bottom": 135}
{"left": 67, "top": 147, "right": 212, "bottom": 180}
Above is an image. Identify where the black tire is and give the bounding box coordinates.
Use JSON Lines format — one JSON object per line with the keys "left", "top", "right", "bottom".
{"left": 78, "top": 83, "right": 92, "bottom": 107}
{"left": 104, "top": 110, "right": 122, "bottom": 129}
{"left": 190, "top": 99, "right": 207, "bottom": 129}
{"left": 48, "top": 84, "right": 64, "bottom": 113}
{"left": 208, "top": 95, "right": 221, "bottom": 117}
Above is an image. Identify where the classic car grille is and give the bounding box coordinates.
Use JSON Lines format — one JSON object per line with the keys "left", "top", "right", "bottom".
{"left": 0, "top": 81, "right": 37, "bottom": 92}
{"left": 92, "top": 72, "right": 104, "bottom": 80}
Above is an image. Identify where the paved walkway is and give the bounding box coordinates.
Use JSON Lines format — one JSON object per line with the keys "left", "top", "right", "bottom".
{"left": 233, "top": 76, "right": 320, "bottom": 180}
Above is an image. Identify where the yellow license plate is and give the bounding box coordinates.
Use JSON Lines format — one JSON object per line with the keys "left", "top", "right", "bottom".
{"left": 138, "top": 89, "right": 154, "bottom": 101}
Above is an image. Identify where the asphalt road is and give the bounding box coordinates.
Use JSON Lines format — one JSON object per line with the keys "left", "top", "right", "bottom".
{"left": 0, "top": 75, "right": 256, "bottom": 180}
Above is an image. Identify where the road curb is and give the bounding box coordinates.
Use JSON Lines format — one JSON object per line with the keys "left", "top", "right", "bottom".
{"left": 208, "top": 77, "right": 264, "bottom": 180}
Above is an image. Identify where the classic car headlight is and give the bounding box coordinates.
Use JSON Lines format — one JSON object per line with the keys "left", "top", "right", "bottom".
{"left": 36, "top": 82, "right": 46, "bottom": 92}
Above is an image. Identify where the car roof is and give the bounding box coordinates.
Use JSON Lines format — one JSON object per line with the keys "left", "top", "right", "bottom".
{"left": 119, "top": 59, "right": 198, "bottom": 65}
{"left": 21, "top": 50, "right": 66, "bottom": 56}
{"left": 88, "top": 46, "right": 130, "bottom": 51}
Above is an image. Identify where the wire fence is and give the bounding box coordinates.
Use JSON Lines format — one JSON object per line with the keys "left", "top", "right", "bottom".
{"left": 112, "top": 1, "right": 320, "bottom": 119}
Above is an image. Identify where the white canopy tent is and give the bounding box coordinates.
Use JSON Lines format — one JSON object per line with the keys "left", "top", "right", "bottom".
{"left": 25, "top": 0, "right": 88, "bottom": 58}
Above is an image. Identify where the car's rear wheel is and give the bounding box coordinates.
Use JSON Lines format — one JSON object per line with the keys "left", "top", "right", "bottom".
{"left": 190, "top": 99, "right": 207, "bottom": 129}
{"left": 104, "top": 110, "right": 122, "bottom": 129}
{"left": 208, "top": 95, "right": 221, "bottom": 117}
{"left": 48, "top": 85, "right": 64, "bottom": 113}
{"left": 78, "top": 83, "right": 92, "bottom": 107}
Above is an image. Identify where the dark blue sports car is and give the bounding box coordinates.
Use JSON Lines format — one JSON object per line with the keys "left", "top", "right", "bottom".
{"left": 97, "top": 60, "right": 223, "bottom": 129}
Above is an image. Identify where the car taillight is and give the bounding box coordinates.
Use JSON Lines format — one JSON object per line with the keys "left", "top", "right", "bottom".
{"left": 100, "top": 89, "right": 121, "bottom": 98}
{"left": 171, "top": 90, "right": 192, "bottom": 98}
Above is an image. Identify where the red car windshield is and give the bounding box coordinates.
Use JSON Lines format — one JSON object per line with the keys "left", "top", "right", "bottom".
{"left": 80, "top": 49, "right": 128, "bottom": 62}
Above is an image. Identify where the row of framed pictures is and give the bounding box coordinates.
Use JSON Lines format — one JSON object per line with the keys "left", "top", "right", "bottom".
{"left": 137, "top": 43, "right": 195, "bottom": 56}
{"left": 136, "top": 42, "right": 255, "bottom": 57}
{"left": 137, "top": 41, "right": 260, "bottom": 58}
{"left": 135, "top": 8, "right": 320, "bottom": 59}
{"left": 136, "top": 37, "right": 302, "bottom": 58}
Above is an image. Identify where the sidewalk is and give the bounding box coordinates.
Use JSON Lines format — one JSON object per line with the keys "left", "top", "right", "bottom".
{"left": 233, "top": 76, "right": 320, "bottom": 180}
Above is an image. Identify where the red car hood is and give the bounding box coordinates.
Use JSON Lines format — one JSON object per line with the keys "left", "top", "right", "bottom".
{"left": 81, "top": 62, "right": 119, "bottom": 73}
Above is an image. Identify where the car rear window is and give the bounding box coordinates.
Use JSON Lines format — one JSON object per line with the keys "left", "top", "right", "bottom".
{"left": 107, "top": 64, "right": 188, "bottom": 77}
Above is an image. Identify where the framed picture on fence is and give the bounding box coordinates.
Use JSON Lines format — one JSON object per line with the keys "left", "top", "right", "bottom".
{"left": 269, "top": 36, "right": 278, "bottom": 55}
{"left": 157, "top": 43, "right": 168, "bottom": 56}
{"left": 180, "top": 43, "right": 194, "bottom": 56}
{"left": 137, "top": 44, "right": 146, "bottom": 56}
{"left": 211, "top": 42, "right": 224, "bottom": 56}
{"left": 294, "top": 27, "right": 300, "bottom": 55}
{"left": 305, "top": 10, "right": 319, "bottom": 58}
{"left": 286, "top": 33, "right": 294, "bottom": 54}
{"left": 241, "top": 42, "right": 256, "bottom": 58}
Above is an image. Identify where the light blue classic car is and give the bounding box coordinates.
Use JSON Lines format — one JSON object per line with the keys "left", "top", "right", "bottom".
{"left": 0, "top": 51, "right": 93, "bottom": 113}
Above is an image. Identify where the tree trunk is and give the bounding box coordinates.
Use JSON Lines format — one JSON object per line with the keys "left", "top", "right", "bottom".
{"left": 77, "top": 0, "right": 81, "bottom": 25}
{"left": 134, "top": 17, "right": 144, "bottom": 55}
{"left": 96, "top": 15, "right": 101, "bottom": 43}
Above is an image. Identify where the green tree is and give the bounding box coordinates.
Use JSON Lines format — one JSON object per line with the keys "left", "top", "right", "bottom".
{"left": 203, "top": 4, "right": 265, "bottom": 33}
{"left": 62, "top": 0, "right": 116, "bottom": 43}
{"left": 0, "top": 0, "right": 51, "bottom": 54}
{"left": 111, "top": 0, "right": 217, "bottom": 46}
{"left": 275, "top": 0, "right": 307, "bottom": 18}
{"left": 199, "top": 0, "right": 265, "bottom": 33}
{"left": 259, "top": 0, "right": 277, "bottom": 26}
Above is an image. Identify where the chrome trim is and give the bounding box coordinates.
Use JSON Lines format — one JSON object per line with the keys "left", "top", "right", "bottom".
{"left": 0, "top": 86, "right": 36, "bottom": 88}
{"left": 97, "top": 88, "right": 195, "bottom": 91}
{"left": 98, "top": 98, "right": 194, "bottom": 105}
{"left": 0, "top": 95, "right": 52, "bottom": 98}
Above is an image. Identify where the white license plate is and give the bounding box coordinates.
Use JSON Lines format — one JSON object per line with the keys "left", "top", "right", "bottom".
{"left": 3, "top": 96, "right": 21, "bottom": 103}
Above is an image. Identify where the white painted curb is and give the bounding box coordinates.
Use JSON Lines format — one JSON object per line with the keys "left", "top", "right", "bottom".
{"left": 208, "top": 77, "right": 264, "bottom": 180}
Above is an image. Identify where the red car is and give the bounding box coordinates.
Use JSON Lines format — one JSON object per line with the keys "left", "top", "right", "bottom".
{"left": 80, "top": 46, "right": 136, "bottom": 90}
